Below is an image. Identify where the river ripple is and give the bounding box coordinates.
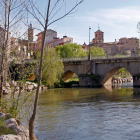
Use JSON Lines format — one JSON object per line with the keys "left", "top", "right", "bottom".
{"left": 30, "top": 85, "right": 140, "bottom": 140}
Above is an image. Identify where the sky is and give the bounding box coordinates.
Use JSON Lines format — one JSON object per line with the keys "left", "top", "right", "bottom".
{"left": 31, "top": 0, "right": 140, "bottom": 45}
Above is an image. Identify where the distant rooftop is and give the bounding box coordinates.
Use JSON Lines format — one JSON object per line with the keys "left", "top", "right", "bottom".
{"left": 95, "top": 29, "right": 103, "bottom": 33}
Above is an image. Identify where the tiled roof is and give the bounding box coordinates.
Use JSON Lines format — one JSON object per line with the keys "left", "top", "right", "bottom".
{"left": 95, "top": 29, "right": 103, "bottom": 33}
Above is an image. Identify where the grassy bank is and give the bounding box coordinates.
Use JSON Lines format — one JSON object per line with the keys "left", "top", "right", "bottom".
{"left": 0, "top": 118, "right": 16, "bottom": 136}
{"left": 113, "top": 75, "right": 131, "bottom": 78}
{"left": 62, "top": 77, "right": 79, "bottom": 87}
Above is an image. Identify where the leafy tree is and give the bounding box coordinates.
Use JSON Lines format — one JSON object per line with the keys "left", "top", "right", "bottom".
{"left": 37, "top": 49, "right": 64, "bottom": 87}
{"left": 55, "top": 43, "right": 87, "bottom": 58}
{"left": 90, "top": 46, "right": 106, "bottom": 56}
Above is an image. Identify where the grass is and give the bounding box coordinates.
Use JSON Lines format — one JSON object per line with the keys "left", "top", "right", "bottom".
{"left": 0, "top": 118, "right": 17, "bottom": 136}
{"left": 70, "top": 78, "right": 79, "bottom": 81}
{"left": 113, "top": 75, "right": 131, "bottom": 78}
{"left": 63, "top": 81, "right": 78, "bottom": 87}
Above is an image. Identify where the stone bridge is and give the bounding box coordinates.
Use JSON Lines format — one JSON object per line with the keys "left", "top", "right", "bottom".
{"left": 63, "top": 56, "right": 140, "bottom": 87}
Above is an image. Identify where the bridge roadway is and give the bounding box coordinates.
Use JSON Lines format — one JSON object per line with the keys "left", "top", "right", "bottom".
{"left": 63, "top": 54, "right": 140, "bottom": 87}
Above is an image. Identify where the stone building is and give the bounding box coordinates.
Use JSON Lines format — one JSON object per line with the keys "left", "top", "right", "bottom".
{"left": 88, "top": 27, "right": 139, "bottom": 55}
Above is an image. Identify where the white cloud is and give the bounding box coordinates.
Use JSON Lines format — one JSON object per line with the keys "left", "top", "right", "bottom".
{"left": 71, "top": 6, "right": 140, "bottom": 44}
{"left": 80, "top": 6, "right": 140, "bottom": 22}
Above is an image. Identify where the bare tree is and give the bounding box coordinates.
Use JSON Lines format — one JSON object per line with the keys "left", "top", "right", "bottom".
{"left": 0, "top": 0, "right": 30, "bottom": 101}
{"left": 26, "top": 0, "right": 84, "bottom": 139}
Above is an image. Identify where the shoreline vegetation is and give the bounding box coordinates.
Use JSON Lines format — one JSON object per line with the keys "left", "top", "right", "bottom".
{"left": 0, "top": 112, "right": 37, "bottom": 139}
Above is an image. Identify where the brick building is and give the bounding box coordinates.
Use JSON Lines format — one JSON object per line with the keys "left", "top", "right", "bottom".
{"left": 36, "top": 29, "right": 73, "bottom": 50}
{"left": 88, "top": 27, "right": 139, "bottom": 55}
{"left": 36, "top": 31, "right": 44, "bottom": 50}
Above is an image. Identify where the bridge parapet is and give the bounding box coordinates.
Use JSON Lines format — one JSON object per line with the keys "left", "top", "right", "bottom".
{"left": 62, "top": 54, "right": 140, "bottom": 62}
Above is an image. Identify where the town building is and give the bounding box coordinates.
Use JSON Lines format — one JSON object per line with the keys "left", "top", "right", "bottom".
{"left": 36, "top": 29, "right": 73, "bottom": 50}
{"left": 28, "top": 24, "right": 38, "bottom": 58}
{"left": 81, "top": 42, "right": 88, "bottom": 50}
{"left": 36, "top": 31, "right": 44, "bottom": 50}
{"left": 87, "top": 27, "right": 139, "bottom": 55}
{"left": 10, "top": 37, "right": 27, "bottom": 59}
{"left": 45, "top": 35, "right": 73, "bottom": 49}
{"left": 0, "top": 26, "right": 11, "bottom": 56}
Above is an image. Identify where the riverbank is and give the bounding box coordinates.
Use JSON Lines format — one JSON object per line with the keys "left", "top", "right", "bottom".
{"left": 0, "top": 112, "right": 37, "bottom": 140}
{"left": 0, "top": 81, "right": 48, "bottom": 139}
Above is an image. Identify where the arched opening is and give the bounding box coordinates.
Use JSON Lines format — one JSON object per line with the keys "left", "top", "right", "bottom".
{"left": 62, "top": 70, "right": 79, "bottom": 81}
{"left": 62, "top": 70, "right": 79, "bottom": 87}
{"left": 102, "top": 67, "right": 133, "bottom": 86}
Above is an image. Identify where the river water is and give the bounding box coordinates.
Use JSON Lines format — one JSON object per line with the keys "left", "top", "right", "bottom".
{"left": 30, "top": 83, "right": 140, "bottom": 140}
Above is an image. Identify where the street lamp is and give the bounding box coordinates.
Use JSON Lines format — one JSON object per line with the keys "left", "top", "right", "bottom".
{"left": 88, "top": 26, "right": 91, "bottom": 60}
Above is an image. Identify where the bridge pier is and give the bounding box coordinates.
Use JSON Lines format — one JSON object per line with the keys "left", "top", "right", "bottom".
{"left": 79, "top": 75, "right": 101, "bottom": 87}
{"left": 133, "top": 75, "right": 140, "bottom": 87}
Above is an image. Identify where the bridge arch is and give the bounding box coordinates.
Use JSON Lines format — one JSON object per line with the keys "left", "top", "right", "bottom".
{"left": 102, "top": 66, "right": 133, "bottom": 85}
{"left": 62, "top": 70, "right": 79, "bottom": 81}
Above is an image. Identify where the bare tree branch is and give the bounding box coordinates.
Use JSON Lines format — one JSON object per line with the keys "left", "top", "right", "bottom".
{"left": 48, "top": 0, "right": 84, "bottom": 27}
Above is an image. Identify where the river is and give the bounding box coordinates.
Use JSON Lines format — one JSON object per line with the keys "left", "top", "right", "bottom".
{"left": 26, "top": 83, "right": 140, "bottom": 140}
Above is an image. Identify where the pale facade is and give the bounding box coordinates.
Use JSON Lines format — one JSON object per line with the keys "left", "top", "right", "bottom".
{"left": 45, "top": 35, "right": 73, "bottom": 49}
{"left": 53, "top": 36, "right": 73, "bottom": 47}
{"left": 45, "top": 29, "right": 57, "bottom": 44}
{"left": 10, "top": 37, "right": 27, "bottom": 59}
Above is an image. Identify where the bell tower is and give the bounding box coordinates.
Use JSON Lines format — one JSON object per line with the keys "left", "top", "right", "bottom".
{"left": 28, "top": 23, "right": 33, "bottom": 42}
{"left": 94, "top": 25, "right": 104, "bottom": 43}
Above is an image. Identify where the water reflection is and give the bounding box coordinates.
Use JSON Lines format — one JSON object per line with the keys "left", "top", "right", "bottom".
{"left": 30, "top": 85, "right": 140, "bottom": 140}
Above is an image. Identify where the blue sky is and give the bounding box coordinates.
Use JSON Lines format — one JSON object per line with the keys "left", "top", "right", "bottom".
{"left": 32, "top": 0, "right": 140, "bottom": 45}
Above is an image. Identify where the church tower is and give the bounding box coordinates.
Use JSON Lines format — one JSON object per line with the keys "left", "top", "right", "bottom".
{"left": 94, "top": 25, "right": 104, "bottom": 43}
{"left": 28, "top": 23, "right": 33, "bottom": 42}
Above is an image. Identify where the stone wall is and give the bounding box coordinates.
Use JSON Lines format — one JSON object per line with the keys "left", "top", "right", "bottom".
{"left": 79, "top": 75, "right": 101, "bottom": 87}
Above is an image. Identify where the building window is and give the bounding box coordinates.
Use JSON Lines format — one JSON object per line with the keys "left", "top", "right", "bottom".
{"left": 96, "top": 34, "right": 97, "bottom": 37}
{"left": 136, "top": 41, "right": 137, "bottom": 43}
{"left": 126, "top": 41, "right": 127, "bottom": 43}
{"left": 99, "top": 34, "right": 100, "bottom": 36}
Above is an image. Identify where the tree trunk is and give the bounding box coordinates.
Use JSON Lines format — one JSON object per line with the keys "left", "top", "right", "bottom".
{"left": 29, "top": 0, "right": 51, "bottom": 139}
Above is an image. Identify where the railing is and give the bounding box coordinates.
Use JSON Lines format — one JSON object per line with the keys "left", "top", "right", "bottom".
{"left": 12, "top": 53, "right": 140, "bottom": 64}
{"left": 62, "top": 54, "right": 140, "bottom": 62}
